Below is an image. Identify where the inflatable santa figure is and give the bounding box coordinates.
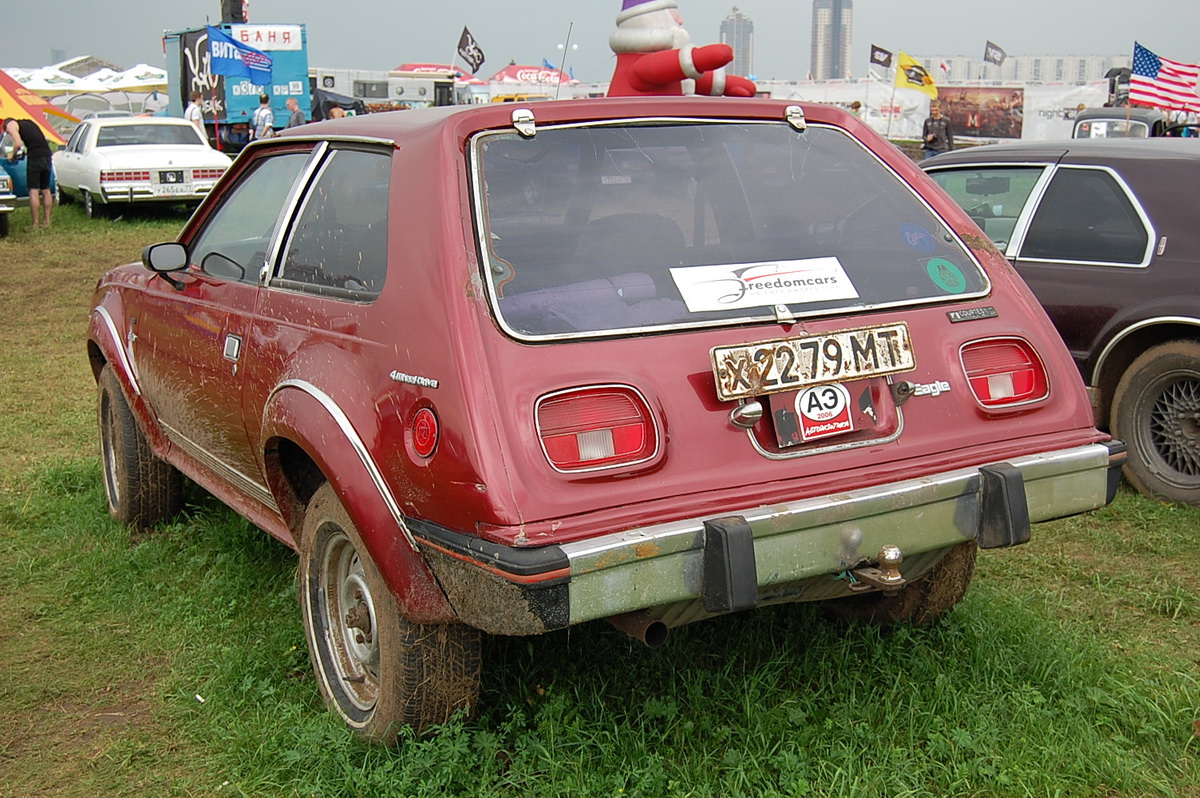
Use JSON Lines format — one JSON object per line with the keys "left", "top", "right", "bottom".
{"left": 606, "top": 0, "right": 757, "bottom": 98}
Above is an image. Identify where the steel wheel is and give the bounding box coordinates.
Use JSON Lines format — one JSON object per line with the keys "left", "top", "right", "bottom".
{"left": 97, "top": 365, "right": 183, "bottom": 528}
{"left": 299, "top": 483, "right": 481, "bottom": 743}
{"left": 1112, "top": 340, "right": 1200, "bottom": 505}
{"left": 316, "top": 525, "right": 382, "bottom": 712}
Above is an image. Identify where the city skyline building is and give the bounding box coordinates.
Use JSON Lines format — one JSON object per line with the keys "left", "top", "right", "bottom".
{"left": 719, "top": 6, "right": 754, "bottom": 78}
{"left": 810, "top": 0, "right": 853, "bottom": 80}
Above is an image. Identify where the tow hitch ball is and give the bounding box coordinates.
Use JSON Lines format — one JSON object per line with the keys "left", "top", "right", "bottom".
{"left": 849, "top": 545, "right": 906, "bottom": 594}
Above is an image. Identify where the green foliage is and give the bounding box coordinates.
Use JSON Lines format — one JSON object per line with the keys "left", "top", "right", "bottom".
{"left": 2, "top": 464, "right": 1198, "bottom": 797}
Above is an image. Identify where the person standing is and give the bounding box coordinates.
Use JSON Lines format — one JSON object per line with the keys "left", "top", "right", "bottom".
{"left": 284, "top": 97, "right": 305, "bottom": 128}
{"left": 922, "top": 101, "right": 954, "bottom": 159}
{"left": 3, "top": 117, "right": 53, "bottom": 229}
{"left": 185, "top": 91, "right": 204, "bottom": 133}
{"left": 251, "top": 94, "right": 274, "bottom": 140}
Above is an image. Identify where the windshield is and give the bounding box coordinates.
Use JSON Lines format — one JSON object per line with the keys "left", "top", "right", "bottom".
{"left": 474, "top": 122, "right": 986, "bottom": 339}
{"left": 1074, "top": 118, "right": 1150, "bottom": 138}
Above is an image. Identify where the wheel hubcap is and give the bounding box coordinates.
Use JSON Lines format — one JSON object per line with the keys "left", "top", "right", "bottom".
{"left": 1148, "top": 373, "right": 1200, "bottom": 480}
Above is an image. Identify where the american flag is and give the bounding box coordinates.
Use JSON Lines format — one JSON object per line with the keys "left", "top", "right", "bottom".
{"left": 1130, "top": 42, "right": 1200, "bottom": 112}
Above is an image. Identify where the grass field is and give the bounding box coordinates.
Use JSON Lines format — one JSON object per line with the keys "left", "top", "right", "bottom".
{"left": 0, "top": 202, "right": 1197, "bottom": 797}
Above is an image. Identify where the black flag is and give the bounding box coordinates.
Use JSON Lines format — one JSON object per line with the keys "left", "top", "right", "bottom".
{"left": 457, "top": 27, "right": 486, "bottom": 74}
{"left": 983, "top": 41, "right": 1007, "bottom": 67}
{"left": 870, "top": 44, "right": 894, "bottom": 69}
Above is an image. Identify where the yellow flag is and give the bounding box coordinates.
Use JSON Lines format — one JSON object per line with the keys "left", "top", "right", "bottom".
{"left": 894, "top": 52, "right": 938, "bottom": 99}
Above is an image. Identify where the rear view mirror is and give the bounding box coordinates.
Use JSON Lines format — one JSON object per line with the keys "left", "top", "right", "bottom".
{"left": 142, "top": 242, "right": 189, "bottom": 290}
{"left": 966, "top": 176, "right": 1010, "bottom": 196}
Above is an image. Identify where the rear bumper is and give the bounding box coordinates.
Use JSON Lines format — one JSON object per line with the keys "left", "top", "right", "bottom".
{"left": 413, "top": 440, "right": 1125, "bottom": 636}
{"left": 98, "top": 183, "right": 219, "bottom": 204}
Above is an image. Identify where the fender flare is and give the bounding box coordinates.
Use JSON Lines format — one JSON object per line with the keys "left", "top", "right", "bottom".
{"left": 261, "top": 379, "right": 456, "bottom": 624}
{"left": 88, "top": 303, "right": 174, "bottom": 457}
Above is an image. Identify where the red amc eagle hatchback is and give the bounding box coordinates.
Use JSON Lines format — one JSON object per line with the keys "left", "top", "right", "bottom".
{"left": 87, "top": 96, "right": 1124, "bottom": 743}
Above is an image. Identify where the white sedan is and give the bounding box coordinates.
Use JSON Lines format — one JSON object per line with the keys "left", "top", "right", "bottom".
{"left": 53, "top": 117, "right": 233, "bottom": 218}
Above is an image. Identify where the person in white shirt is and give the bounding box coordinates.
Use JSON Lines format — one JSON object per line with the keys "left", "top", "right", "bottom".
{"left": 251, "top": 94, "right": 274, "bottom": 139}
{"left": 185, "top": 91, "right": 204, "bottom": 133}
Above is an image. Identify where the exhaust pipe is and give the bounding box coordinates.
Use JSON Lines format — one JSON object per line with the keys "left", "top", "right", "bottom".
{"left": 607, "top": 611, "right": 669, "bottom": 649}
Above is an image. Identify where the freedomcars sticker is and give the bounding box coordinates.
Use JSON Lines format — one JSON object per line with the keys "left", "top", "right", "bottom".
{"left": 670, "top": 258, "right": 859, "bottom": 313}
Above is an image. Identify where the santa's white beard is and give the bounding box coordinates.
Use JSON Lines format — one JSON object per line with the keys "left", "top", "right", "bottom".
{"left": 609, "top": 8, "right": 691, "bottom": 53}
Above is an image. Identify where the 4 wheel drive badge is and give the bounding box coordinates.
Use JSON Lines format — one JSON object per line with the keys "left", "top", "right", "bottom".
{"left": 796, "top": 383, "right": 854, "bottom": 441}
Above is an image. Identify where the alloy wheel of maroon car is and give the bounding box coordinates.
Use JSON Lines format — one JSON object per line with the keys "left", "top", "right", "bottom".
{"left": 1112, "top": 341, "right": 1200, "bottom": 504}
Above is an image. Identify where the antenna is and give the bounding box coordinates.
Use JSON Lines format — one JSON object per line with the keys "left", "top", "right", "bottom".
{"left": 555, "top": 22, "right": 574, "bottom": 101}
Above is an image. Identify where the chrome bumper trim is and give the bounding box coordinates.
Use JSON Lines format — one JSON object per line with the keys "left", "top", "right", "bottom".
{"left": 559, "top": 443, "right": 1115, "bottom": 625}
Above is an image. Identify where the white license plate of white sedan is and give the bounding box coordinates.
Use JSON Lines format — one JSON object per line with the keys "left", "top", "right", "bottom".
{"left": 711, "top": 322, "right": 916, "bottom": 402}
{"left": 152, "top": 182, "right": 193, "bottom": 196}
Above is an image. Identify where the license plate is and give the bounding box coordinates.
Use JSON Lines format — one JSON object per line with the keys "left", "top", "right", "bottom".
{"left": 151, "top": 183, "right": 194, "bottom": 196}
{"left": 711, "top": 322, "right": 915, "bottom": 402}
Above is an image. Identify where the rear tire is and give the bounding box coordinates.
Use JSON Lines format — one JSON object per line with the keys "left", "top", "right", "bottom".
{"left": 299, "top": 483, "right": 481, "bottom": 744}
{"left": 822, "top": 541, "right": 978, "bottom": 626}
{"left": 1111, "top": 340, "right": 1200, "bottom": 505}
{"left": 97, "top": 365, "right": 183, "bottom": 528}
{"left": 83, "top": 190, "right": 102, "bottom": 219}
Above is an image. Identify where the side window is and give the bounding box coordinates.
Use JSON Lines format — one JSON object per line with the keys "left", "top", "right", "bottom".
{"left": 187, "top": 151, "right": 311, "bottom": 283}
{"left": 66, "top": 124, "right": 88, "bottom": 153}
{"left": 278, "top": 148, "right": 390, "bottom": 298}
{"left": 1021, "top": 168, "right": 1149, "bottom": 264}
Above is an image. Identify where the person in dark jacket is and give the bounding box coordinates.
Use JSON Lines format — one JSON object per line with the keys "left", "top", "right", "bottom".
{"left": 921, "top": 101, "right": 954, "bottom": 160}
{"left": 4, "top": 117, "right": 53, "bottom": 229}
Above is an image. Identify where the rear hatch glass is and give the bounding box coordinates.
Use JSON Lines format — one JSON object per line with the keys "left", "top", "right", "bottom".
{"left": 473, "top": 121, "right": 987, "bottom": 339}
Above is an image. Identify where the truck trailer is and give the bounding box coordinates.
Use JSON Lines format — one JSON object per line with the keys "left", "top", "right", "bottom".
{"left": 164, "top": 22, "right": 309, "bottom": 151}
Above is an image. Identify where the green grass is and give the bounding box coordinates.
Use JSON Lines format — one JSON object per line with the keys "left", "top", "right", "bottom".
{"left": 0, "top": 202, "right": 1197, "bottom": 797}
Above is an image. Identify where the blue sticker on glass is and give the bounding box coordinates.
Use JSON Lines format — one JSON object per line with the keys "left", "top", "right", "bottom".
{"left": 926, "top": 258, "right": 967, "bottom": 294}
{"left": 900, "top": 223, "right": 937, "bottom": 254}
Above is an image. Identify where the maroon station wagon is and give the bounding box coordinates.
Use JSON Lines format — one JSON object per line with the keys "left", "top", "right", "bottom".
{"left": 923, "top": 139, "right": 1200, "bottom": 505}
{"left": 87, "top": 96, "right": 1124, "bottom": 742}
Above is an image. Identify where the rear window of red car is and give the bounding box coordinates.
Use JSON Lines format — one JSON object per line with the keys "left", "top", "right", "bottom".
{"left": 473, "top": 121, "right": 987, "bottom": 339}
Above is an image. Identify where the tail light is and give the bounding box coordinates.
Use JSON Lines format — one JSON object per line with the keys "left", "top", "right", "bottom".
{"left": 536, "top": 385, "right": 658, "bottom": 472}
{"left": 100, "top": 170, "right": 150, "bottom": 182}
{"left": 960, "top": 337, "right": 1049, "bottom": 408}
{"left": 192, "top": 168, "right": 226, "bottom": 180}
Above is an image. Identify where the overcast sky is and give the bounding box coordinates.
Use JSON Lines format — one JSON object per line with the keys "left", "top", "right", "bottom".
{"left": 5, "top": 0, "right": 1199, "bottom": 82}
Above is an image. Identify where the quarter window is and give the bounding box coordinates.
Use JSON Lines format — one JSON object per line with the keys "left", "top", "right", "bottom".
{"left": 1021, "top": 168, "right": 1148, "bottom": 264}
{"left": 278, "top": 148, "right": 391, "bottom": 299}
